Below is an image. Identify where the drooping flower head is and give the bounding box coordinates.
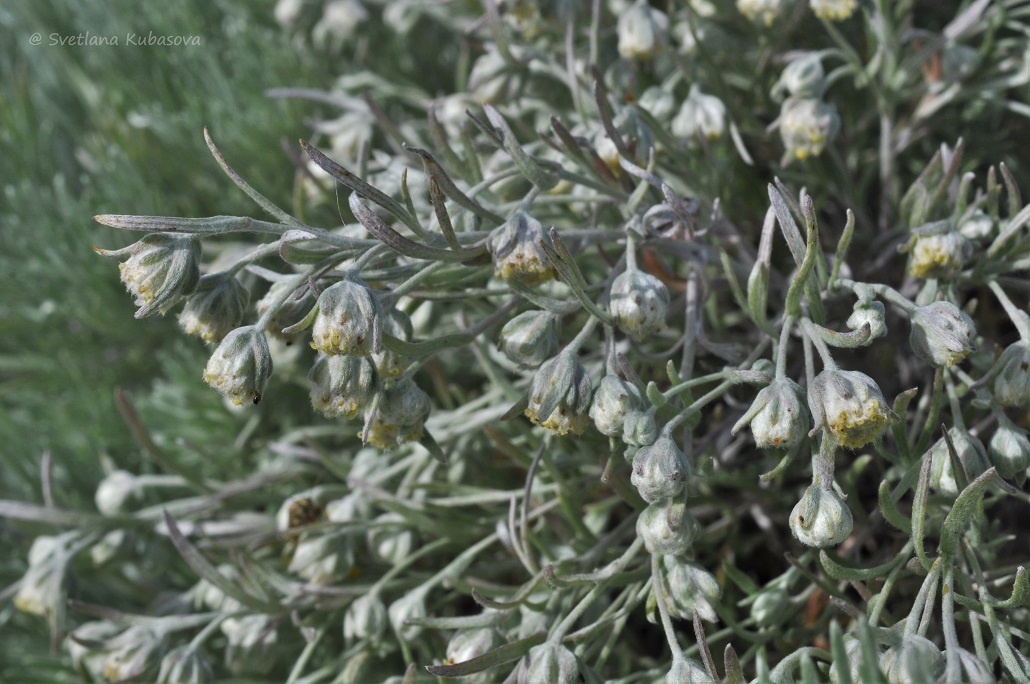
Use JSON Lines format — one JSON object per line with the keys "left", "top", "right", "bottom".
{"left": 610, "top": 269, "right": 670, "bottom": 341}
{"left": 488, "top": 211, "right": 555, "bottom": 284}
{"left": 732, "top": 377, "right": 810, "bottom": 450}
{"left": 203, "top": 326, "right": 273, "bottom": 405}
{"left": 789, "top": 484, "right": 853, "bottom": 547}
{"left": 95, "top": 234, "right": 200, "bottom": 318}
{"left": 310, "top": 277, "right": 382, "bottom": 356}
{"left": 809, "top": 368, "right": 894, "bottom": 448}
{"left": 178, "top": 272, "right": 249, "bottom": 343}
{"left": 524, "top": 352, "right": 592, "bottom": 435}
{"left": 909, "top": 301, "right": 976, "bottom": 368}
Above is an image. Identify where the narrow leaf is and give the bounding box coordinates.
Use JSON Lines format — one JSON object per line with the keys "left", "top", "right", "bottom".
{"left": 878, "top": 481, "right": 912, "bottom": 533}
{"left": 819, "top": 548, "right": 909, "bottom": 581}
{"left": 425, "top": 632, "right": 546, "bottom": 677}
{"left": 939, "top": 468, "right": 998, "bottom": 558}
{"left": 162, "top": 510, "right": 279, "bottom": 614}
{"left": 94, "top": 214, "right": 283, "bottom": 236}
{"left": 911, "top": 452, "right": 934, "bottom": 570}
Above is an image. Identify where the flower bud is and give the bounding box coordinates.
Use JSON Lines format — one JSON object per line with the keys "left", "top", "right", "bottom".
{"left": 909, "top": 301, "right": 976, "bottom": 368}
{"left": 732, "top": 378, "right": 810, "bottom": 450}
{"left": 789, "top": 484, "right": 853, "bottom": 547}
{"left": 498, "top": 310, "right": 561, "bottom": 368}
{"left": 446, "top": 627, "right": 500, "bottom": 664}
{"left": 809, "top": 0, "right": 857, "bottom": 21}
{"left": 257, "top": 279, "right": 311, "bottom": 343}
{"left": 610, "top": 269, "right": 670, "bottom": 341}
{"left": 388, "top": 588, "right": 428, "bottom": 642}
{"left": 750, "top": 587, "right": 790, "bottom": 628}
{"left": 203, "top": 326, "right": 273, "bottom": 405}
{"left": 617, "top": 0, "right": 668, "bottom": 60}
{"left": 637, "top": 499, "right": 700, "bottom": 555}
{"left": 519, "top": 642, "right": 579, "bottom": 684}
{"left": 14, "top": 535, "right": 65, "bottom": 618}
{"left": 736, "top": 0, "right": 782, "bottom": 26}
{"left": 879, "top": 635, "right": 944, "bottom": 684}
{"left": 779, "top": 98, "right": 839, "bottom": 160}
{"left": 930, "top": 427, "right": 990, "bottom": 494}
{"left": 623, "top": 409, "right": 659, "bottom": 447}
{"left": 67, "top": 621, "right": 122, "bottom": 681}
{"left": 907, "top": 230, "right": 972, "bottom": 279}
{"left": 958, "top": 210, "right": 994, "bottom": 241}
{"left": 991, "top": 342, "right": 1030, "bottom": 407}
{"left": 310, "top": 354, "right": 378, "bottom": 420}
{"left": 157, "top": 645, "right": 214, "bottom": 684}
{"left": 344, "top": 593, "right": 387, "bottom": 643}
{"left": 664, "top": 656, "right": 715, "bottom": 683}
{"left": 368, "top": 513, "right": 413, "bottom": 565}
{"left": 846, "top": 301, "right": 887, "bottom": 340}
{"left": 288, "top": 533, "right": 349, "bottom": 585}
{"left": 809, "top": 369, "right": 894, "bottom": 448}
{"left": 671, "top": 86, "right": 727, "bottom": 142}
{"left": 488, "top": 211, "right": 555, "bottom": 284}
{"left": 310, "top": 277, "right": 382, "bottom": 356}
{"left": 222, "top": 614, "right": 281, "bottom": 675}
{"left": 95, "top": 470, "right": 142, "bottom": 516}
{"left": 96, "top": 234, "right": 201, "bottom": 318}
{"left": 374, "top": 308, "right": 413, "bottom": 378}
{"left": 663, "top": 557, "right": 720, "bottom": 622}
{"left": 776, "top": 54, "right": 826, "bottom": 99}
{"left": 90, "top": 529, "right": 128, "bottom": 566}
{"left": 590, "top": 374, "right": 643, "bottom": 437}
{"left": 631, "top": 436, "right": 691, "bottom": 503}
{"left": 989, "top": 416, "right": 1030, "bottom": 478}
{"left": 178, "top": 273, "right": 249, "bottom": 343}
{"left": 524, "top": 352, "right": 593, "bottom": 436}
{"left": 366, "top": 377, "right": 432, "bottom": 448}
{"left": 102, "top": 625, "right": 166, "bottom": 683}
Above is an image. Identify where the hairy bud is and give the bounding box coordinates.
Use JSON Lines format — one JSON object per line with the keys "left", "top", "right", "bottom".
{"left": 631, "top": 436, "right": 691, "bottom": 503}
{"left": 809, "top": 369, "right": 894, "bottom": 448}
{"left": 96, "top": 234, "right": 201, "bottom": 318}
{"left": 498, "top": 310, "right": 560, "bottom": 368}
{"left": 909, "top": 301, "right": 976, "bottom": 367}
{"left": 610, "top": 269, "right": 670, "bottom": 341}
{"left": 789, "top": 484, "right": 853, "bottom": 547}
{"left": 310, "top": 277, "right": 382, "bottom": 356}
{"left": 733, "top": 378, "right": 810, "bottom": 450}
{"left": 637, "top": 499, "right": 700, "bottom": 555}
{"left": 524, "top": 352, "right": 592, "bottom": 435}
{"left": 178, "top": 272, "right": 249, "bottom": 343}
{"left": 203, "top": 326, "right": 273, "bottom": 405}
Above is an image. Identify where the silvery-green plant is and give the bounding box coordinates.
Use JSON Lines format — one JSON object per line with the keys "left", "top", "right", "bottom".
{"left": 6, "top": 0, "right": 1030, "bottom": 681}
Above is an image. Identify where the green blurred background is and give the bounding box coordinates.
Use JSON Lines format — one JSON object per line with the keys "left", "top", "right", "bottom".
{"left": 0, "top": 1, "right": 331, "bottom": 676}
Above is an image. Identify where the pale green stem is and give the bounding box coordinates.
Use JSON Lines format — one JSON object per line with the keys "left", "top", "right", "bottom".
{"left": 800, "top": 318, "right": 837, "bottom": 370}
{"left": 650, "top": 557, "right": 685, "bottom": 660}
{"left": 776, "top": 315, "right": 795, "bottom": 379}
